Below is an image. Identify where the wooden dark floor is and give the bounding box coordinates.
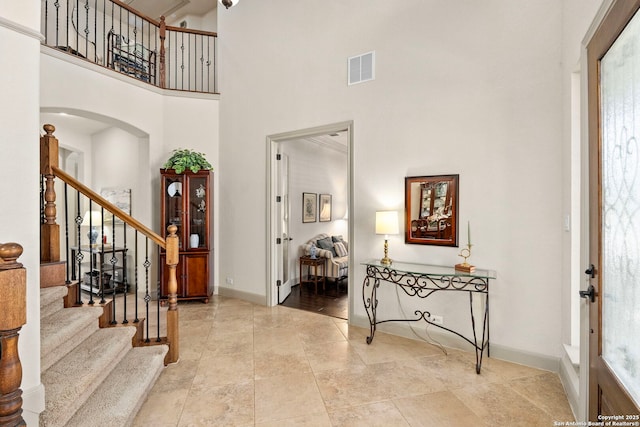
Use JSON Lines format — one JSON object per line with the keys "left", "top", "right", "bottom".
{"left": 280, "top": 280, "right": 348, "bottom": 320}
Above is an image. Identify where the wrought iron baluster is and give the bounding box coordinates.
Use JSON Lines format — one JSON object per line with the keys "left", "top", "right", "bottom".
{"left": 75, "top": 190, "right": 83, "bottom": 305}
{"left": 87, "top": 199, "right": 95, "bottom": 304}
{"left": 134, "top": 230, "right": 139, "bottom": 323}
{"left": 181, "top": 31, "right": 185, "bottom": 90}
{"left": 92, "top": 0, "right": 96, "bottom": 62}
{"left": 84, "top": 0, "right": 89, "bottom": 59}
{"left": 99, "top": 207, "right": 106, "bottom": 304}
{"left": 144, "top": 238, "right": 151, "bottom": 343}
{"left": 121, "top": 222, "right": 128, "bottom": 324}
{"left": 64, "top": 183, "right": 70, "bottom": 284}
{"left": 110, "top": 213, "right": 117, "bottom": 323}
{"left": 102, "top": 0, "right": 106, "bottom": 64}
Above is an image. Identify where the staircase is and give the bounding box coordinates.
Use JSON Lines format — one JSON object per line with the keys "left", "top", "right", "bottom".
{"left": 39, "top": 282, "right": 167, "bottom": 427}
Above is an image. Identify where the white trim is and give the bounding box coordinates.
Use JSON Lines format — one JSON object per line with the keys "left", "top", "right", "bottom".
{"left": 0, "top": 16, "right": 44, "bottom": 42}
{"left": 22, "top": 382, "right": 45, "bottom": 425}
{"left": 266, "top": 121, "right": 354, "bottom": 310}
{"left": 582, "top": 0, "right": 616, "bottom": 46}
{"left": 217, "top": 286, "right": 267, "bottom": 306}
{"left": 560, "top": 348, "right": 580, "bottom": 420}
{"left": 350, "top": 314, "right": 560, "bottom": 372}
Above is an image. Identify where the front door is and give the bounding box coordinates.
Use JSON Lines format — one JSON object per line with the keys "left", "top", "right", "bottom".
{"left": 586, "top": 0, "right": 640, "bottom": 418}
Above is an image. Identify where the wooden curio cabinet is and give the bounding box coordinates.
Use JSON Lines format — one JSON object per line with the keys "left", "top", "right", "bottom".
{"left": 159, "top": 169, "right": 212, "bottom": 303}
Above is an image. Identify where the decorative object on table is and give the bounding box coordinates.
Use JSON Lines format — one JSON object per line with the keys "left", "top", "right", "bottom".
{"left": 190, "top": 233, "right": 200, "bottom": 249}
{"left": 375, "top": 210, "right": 399, "bottom": 266}
{"left": 309, "top": 243, "right": 317, "bottom": 259}
{"left": 162, "top": 148, "right": 213, "bottom": 174}
{"left": 196, "top": 184, "right": 206, "bottom": 198}
{"left": 319, "top": 194, "right": 332, "bottom": 222}
{"left": 302, "top": 192, "right": 317, "bottom": 223}
{"left": 100, "top": 187, "right": 131, "bottom": 224}
{"left": 82, "top": 210, "right": 102, "bottom": 246}
{"left": 405, "top": 175, "right": 459, "bottom": 246}
{"left": 455, "top": 221, "right": 475, "bottom": 273}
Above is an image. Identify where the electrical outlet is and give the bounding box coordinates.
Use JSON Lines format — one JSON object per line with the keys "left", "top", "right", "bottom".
{"left": 226, "top": 277, "right": 234, "bottom": 285}
{"left": 430, "top": 314, "right": 444, "bottom": 325}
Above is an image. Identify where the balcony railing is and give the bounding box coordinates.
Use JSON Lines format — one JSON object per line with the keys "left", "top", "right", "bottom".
{"left": 41, "top": 0, "right": 218, "bottom": 94}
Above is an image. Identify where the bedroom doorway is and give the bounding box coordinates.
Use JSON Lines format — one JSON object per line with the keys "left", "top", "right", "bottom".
{"left": 267, "top": 121, "right": 353, "bottom": 319}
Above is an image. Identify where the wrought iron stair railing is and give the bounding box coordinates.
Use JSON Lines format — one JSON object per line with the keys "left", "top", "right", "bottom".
{"left": 40, "top": 123, "right": 180, "bottom": 364}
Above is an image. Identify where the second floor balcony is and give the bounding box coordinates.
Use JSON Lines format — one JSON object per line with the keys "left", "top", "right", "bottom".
{"left": 41, "top": 0, "right": 218, "bottom": 94}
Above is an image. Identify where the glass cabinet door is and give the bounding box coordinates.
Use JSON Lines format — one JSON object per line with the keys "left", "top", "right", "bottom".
{"left": 186, "top": 175, "right": 208, "bottom": 250}
{"left": 164, "top": 175, "right": 185, "bottom": 249}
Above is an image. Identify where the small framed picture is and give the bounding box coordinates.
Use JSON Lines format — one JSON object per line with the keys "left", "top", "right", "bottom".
{"left": 319, "top": 194, "right": 332, "bottom": 222}
{"left": 302, "top": 192, "right": 317, "bottom": 223}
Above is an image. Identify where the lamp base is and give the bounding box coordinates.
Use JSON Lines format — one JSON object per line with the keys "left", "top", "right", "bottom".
{"left": 454, "top": 263, "right": 475, "bottom": 273}
{"left": 88, "top": 228, "right": 99, "bottom": 247}
{"left": 380, "top": 257, "right": 392, "bottom": 266}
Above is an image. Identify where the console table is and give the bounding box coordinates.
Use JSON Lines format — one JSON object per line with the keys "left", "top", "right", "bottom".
{"left": 362, "top": 260, "right": 496, "bottom": 373}
{"left": 71, "top": 246, "right": 128, "bottom": 295}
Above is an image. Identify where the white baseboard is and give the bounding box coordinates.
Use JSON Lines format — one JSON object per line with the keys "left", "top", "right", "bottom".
{"left": 22, "top": 382, "right": 45, "bottom": 425}
{"left": 217, "top": 286, "right": 266, "bottom": 306}
{"left": 350, "top": 314, "right": 560, "bottom": 372}
{"left": 559, "top": 347, "right": 580, "bottom": 420}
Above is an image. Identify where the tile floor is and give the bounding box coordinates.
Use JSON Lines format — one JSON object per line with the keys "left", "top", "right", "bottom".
{"left": 133, "top": 296, "right": 575, "bottom": 426}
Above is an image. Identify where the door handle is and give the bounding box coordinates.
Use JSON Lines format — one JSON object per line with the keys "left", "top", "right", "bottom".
{"left": 579, "top": 284, "right": 596, "bottom": 303}
{"left": 585, "top": 264, "right": 596, "bottom": 278}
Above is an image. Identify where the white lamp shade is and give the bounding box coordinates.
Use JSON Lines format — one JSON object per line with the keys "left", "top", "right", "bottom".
{"left": 82, "top": 210, "right": 103, "bottom": 226}
{"left": 375, "top": 211, "right": 399, "bottom": 235}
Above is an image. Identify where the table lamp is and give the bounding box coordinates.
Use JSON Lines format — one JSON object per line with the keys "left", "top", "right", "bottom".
{"left": 82, "top": 210, "right": 102, "bottom": 246}
{"left": 376, "top": 210, "right": 399, "bottom": 265}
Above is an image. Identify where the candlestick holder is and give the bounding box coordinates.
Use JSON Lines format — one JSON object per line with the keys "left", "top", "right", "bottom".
{"left": 455, "top": 243, "right": 476, "bottom": 273}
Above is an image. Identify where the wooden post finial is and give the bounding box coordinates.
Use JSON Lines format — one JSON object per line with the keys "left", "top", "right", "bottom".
{"left": 43, "top": 124, "right": 56, "bottom": 135}
{"left": 0, "top": 243, "right": 23, "bottom": 270}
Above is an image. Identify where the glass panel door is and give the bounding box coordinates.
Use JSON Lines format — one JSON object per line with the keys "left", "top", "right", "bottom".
{"left": 600, "top": 7, "right": 640, "bottom": 407}
{"left": 187, "top": 175, "right": 208, "bottom": 249}
{"left": 164, "top": 175, "right": 184, "bottom": 249}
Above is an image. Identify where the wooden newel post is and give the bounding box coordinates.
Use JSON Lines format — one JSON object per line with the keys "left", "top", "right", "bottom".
{"left": 40, "top": 124, "right": 60, "bottom": 263}
{"left": 165, "top": 225, "right": 179, "bottom": 364}
{"left": 0, "top": 243, "right": 27, "bottom": 427}
{"left": 159, "top": 16, "right": 166, "bottom": 89}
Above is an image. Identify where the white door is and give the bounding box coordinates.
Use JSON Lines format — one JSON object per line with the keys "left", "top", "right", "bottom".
{"left": 276, "top": 152, "right": 292, "bottom": 303}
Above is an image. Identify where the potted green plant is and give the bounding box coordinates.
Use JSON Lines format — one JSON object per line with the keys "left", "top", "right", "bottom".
{"left": 163, "top": 148, "right": 213, "bottom": 174}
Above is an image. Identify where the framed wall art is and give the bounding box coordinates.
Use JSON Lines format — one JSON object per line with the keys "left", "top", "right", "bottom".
{"left": 319, "top": 194, "right": 332, "bottom": 222}
{"left": 302, "top": 192, "right": 317, "bottom": 223}
{"left": 405, "top": 175, "right": 459, "bottom": 246}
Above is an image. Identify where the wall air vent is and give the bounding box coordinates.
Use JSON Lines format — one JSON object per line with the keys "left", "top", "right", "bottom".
{"left": 348, "top": 51, "right": 375, "bottom": 85}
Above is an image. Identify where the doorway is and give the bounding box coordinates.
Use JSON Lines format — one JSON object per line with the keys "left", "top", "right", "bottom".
{"left": 267, "top": 121, "right": 353, "bottom": 319}
{"left": 585, "top": 0, "right": 640, "bottom": 418}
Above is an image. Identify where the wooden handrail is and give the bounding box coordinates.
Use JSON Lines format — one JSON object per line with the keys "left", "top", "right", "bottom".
{"left": 51, "top": 166, "right": 165, "bottom": 249}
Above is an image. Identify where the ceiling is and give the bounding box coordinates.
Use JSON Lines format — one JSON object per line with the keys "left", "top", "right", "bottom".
{"left": 123, "top": 0, "right": 217, "bottom": 21}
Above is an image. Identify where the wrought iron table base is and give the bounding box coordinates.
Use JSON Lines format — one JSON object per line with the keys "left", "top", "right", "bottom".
{"left": 362, "top": 263, "right": 492, "bottom": 374}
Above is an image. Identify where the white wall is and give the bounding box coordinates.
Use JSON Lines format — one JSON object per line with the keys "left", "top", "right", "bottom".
{"left": 0, "top": 2, "right": 44, "bottom": 423}
{"left": 218, "top": 0, "right": 568, "bottom": 361}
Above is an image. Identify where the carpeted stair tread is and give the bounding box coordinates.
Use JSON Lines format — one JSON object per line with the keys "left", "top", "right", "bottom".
{"left": 40, "top": 326, "right": 137, "bottom": 427}
{"left": 66, "top": 345, "right": 168, "bottom": 427}
{"left": 41, "top": 305, "right": 104, "bottom": 371}
{"left": 40, "top": 286, "right": 68, "bottom": 319}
